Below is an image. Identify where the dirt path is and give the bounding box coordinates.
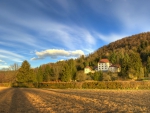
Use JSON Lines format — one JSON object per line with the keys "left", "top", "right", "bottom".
{"left": 0, "top": 88, "right": 150, "bottom": 113}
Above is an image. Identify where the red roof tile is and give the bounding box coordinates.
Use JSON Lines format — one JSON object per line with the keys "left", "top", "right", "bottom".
{"left": 99, "top": 59, "right": 109, "bottom": 63}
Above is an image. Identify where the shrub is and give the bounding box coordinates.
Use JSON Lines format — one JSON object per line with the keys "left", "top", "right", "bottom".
{"left": 8, "top": 81, "right": 150, "bottom": 89}
{"left": 0, "top": 83, "right": 12, "bottom": 87}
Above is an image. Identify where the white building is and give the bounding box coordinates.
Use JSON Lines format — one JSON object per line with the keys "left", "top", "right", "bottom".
{"left": 108, "top": 64, "right": 120, "bottom": 72}
{"left": 84, "top": 66, "right": 95, "bottom": 74}
{"left": 84, "top": 66, "right": 92, "bottom": 74}
{"left": 98, "top": 59, "right": 111, "bottom": 71}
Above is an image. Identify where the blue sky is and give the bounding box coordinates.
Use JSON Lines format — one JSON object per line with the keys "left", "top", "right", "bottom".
{"left": 0, "top": 0, "right": 150, "bottom": 69}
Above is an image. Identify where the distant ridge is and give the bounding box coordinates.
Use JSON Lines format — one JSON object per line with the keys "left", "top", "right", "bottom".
{"left": 83, "top": 32, "right": 150, "bottom": 66}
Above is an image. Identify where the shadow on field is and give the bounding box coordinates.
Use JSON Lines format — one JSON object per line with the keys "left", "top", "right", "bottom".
{"left": 0, "top": 87, "right": 12, "bottom": 95}
{"left": 8, "top": 88, "right": 39, "bottom": 113}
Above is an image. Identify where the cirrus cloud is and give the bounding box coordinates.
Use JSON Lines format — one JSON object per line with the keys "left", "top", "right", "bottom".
{"left": 31, "top": 49, "right": 84, "bottom": 60}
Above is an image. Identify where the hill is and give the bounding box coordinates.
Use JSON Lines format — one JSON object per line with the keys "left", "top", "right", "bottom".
{"left": 84, "top": 32, "right": 150, "bottom": 67}
{"left": 74, "top": 32, "right": 150, "bottom": 80}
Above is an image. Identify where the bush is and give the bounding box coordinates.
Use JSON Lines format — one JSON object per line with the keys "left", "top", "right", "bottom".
{"left": 7, "top": 81, "right": 150, "bottom": 89}
{"left": 38, "top": 82, "right": 83, "bottom": 89}
{"left": 0, "top": 83, "right": 12, "bottom": 87}
{"left": 82, "top": 81, "right": 150, "bottom": 89}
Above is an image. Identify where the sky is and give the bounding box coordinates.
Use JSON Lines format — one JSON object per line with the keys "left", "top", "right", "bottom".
{"left": 0, "top": 0, "right": 150, "bottom": 69}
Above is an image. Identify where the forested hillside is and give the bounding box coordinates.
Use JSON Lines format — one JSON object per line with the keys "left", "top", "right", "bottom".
{"left": 1, "top": 32, "right": 150, "bottom": 84}
{"left": 86, "top": 32, "right": 150, "bottom": 65}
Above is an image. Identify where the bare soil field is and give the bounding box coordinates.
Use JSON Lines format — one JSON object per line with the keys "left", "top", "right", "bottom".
{"left": 0, "top": 88, "right": 150, "bottom": 113}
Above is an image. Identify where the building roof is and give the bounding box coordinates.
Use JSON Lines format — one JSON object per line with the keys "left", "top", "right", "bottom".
{"left": 99, "top": 59, "right": 109, "bottom": 63}
{"left": 109, "top": 64, "right": 120, "bottom": 68}
{"left": 85, "top": 66, "right": 92, "bottom": 70}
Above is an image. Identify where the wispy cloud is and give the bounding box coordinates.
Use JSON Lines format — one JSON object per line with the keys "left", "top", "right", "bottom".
{"left": 31, "top": 49, "right": 84, "bottom": 60}
{"left": 1, "top": 0, "right": 150, "bottom": 67}
{"left": 95, "top": 32, "right": 127, "bottom": 43}
{"left": 0, "top": 60, "right": 5, "bottom": 63}
{"left": 0, "top": 49, "right": 24, "bottom": 62}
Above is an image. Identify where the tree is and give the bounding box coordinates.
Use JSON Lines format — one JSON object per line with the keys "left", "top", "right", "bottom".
{"left": 109, "top": 52, "right": 117, "bottom": 64}
{"left": 60, "top": 63, "right": 71, "bottom": 82}
{"left": 29, "top": 69, "right": 37, "bottom": 82}
{"left": 43, "top": 65, "right": 51, "bottom": 82}
{"left": 68, "top": 59, "right": 77, "bottom": 80}
{"left": 147, "top": 56, "right": 150, "bottom": 73}
{"left": 93, "top": 71, "right": 103, "bottom": 81}
{"left": 102, "top": 73, "right": 111, "bottom": 81}
{"left": 37, "top": 66, "right": 43, "bottom": 82}
{"left": 9, "top": 63, "right": 20, "bottom": 71}
{"left": 127, "top": 52, "right": 143, "bottom": 79}
{"left": 119, "top": 53, "right": 130, "bottom": 78}
{"left": 75, "top": 71, "right": 86, "bottom": 81}
{"left": 16, "top": 60, "right": 36, "bottom": 83}
{"left": 52, "top": 66, "right": 60, "bottom": 81}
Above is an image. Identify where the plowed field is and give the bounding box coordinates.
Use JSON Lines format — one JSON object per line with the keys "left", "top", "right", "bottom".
{"left": 0, "top": 87, "right": 150, "bottom": 112}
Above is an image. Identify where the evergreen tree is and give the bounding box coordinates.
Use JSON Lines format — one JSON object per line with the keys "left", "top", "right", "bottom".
{"left": 119, "top": 53, "right": 130, "bottom": 78}
{"left": 37, "top": 66, "right": 43, "bottom": 82}
{"left": 68, "top": 59, "right": 77, "bottom": 80}
{"left": 127, "top": 52, "right": 143, "bottom": 79}
{"left": 93, "top": 71, "right": 103, "bottom": 81}
{"left": 16, "top": 60, "right": 31, "bottom": 82}
{"left": 60, "top": 63, "right": 71, "bottom": 82}
{"left": 29, "top": 69, "right": 37, "bottom": 82}
{"left": 147, "top": 56, "right": 150, "bottom": 73}
{"left": 109, "top": 52, "right": 117, "bottom": 64}
{"left": 49, "top": 67, "right": 55, "bottom": 81}
{"left": 43, "top": 65, "right": 51, "bottom": 82}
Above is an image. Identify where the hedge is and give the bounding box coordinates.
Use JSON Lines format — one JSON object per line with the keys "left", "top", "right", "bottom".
{"left": 82, "top": 81, "right": 150, "bottom": 89}
{"left": 0, "top": 83, "right": 12, "bottom": 87}
{"left": 38, "top": 81, "right": 150, "bottom": 89}
{"left": 1, "top": 81, "right": 150, "bottom": 89}
{"left": 38, "top": 82, "right": 83, "bottom": 89}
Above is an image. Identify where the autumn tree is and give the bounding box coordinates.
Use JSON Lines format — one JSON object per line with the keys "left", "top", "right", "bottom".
{"left": 75, "top": 70, "right": 86, "bottom": 81}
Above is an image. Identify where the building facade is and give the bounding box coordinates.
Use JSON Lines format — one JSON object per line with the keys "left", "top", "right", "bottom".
{"left": 98, "top": 59, "right": 111, "bottom": 71}
{"left": 84, "top": 66, "right": 92, "bottom": 74}
{"left": 108, "top": 64, "right": 121, "bottom": 72}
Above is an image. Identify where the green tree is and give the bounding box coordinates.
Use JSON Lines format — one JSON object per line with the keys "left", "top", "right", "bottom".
{"left": 109, "top": 52, "right": 117, "bottom": 64}
{"left": 127, "top": 52, "right": 143, "bottom": 79}
{"left": 16, "top": 60, "right": 31, "bottom": 82}
{"left": 119, "top": 53, "right": 130, "bottom": 78}
{"left": 60, "top": 63, "right": 71, "bottom": 82}
{"left": 37, "top": 66, "right": 43, "bottom": 82}
{"left": 147, "top": 56, "right": 150, "bottom": 73}
{"left": 93, "top": 71, "right": 103, "bottom": 81}
{"left": 53, "top": 66, "right": 60, "bottom": 81}
{"left": 68, "top": 59, "right": 77, "bottom": 80}
{"left": 43, "top": 65, "right": 51, "bottom": 82}
{"left": 29, "top": 69, "right": 37, "bottom": 82}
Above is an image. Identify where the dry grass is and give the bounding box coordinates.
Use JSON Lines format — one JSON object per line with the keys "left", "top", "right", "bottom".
{"left": 0, "top": 88, "right": 150, "bottom": 112}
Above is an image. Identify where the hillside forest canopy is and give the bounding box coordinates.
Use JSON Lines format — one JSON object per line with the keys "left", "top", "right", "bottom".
{"left": 1, "top": 32, "right": 150, "bottom": 83}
